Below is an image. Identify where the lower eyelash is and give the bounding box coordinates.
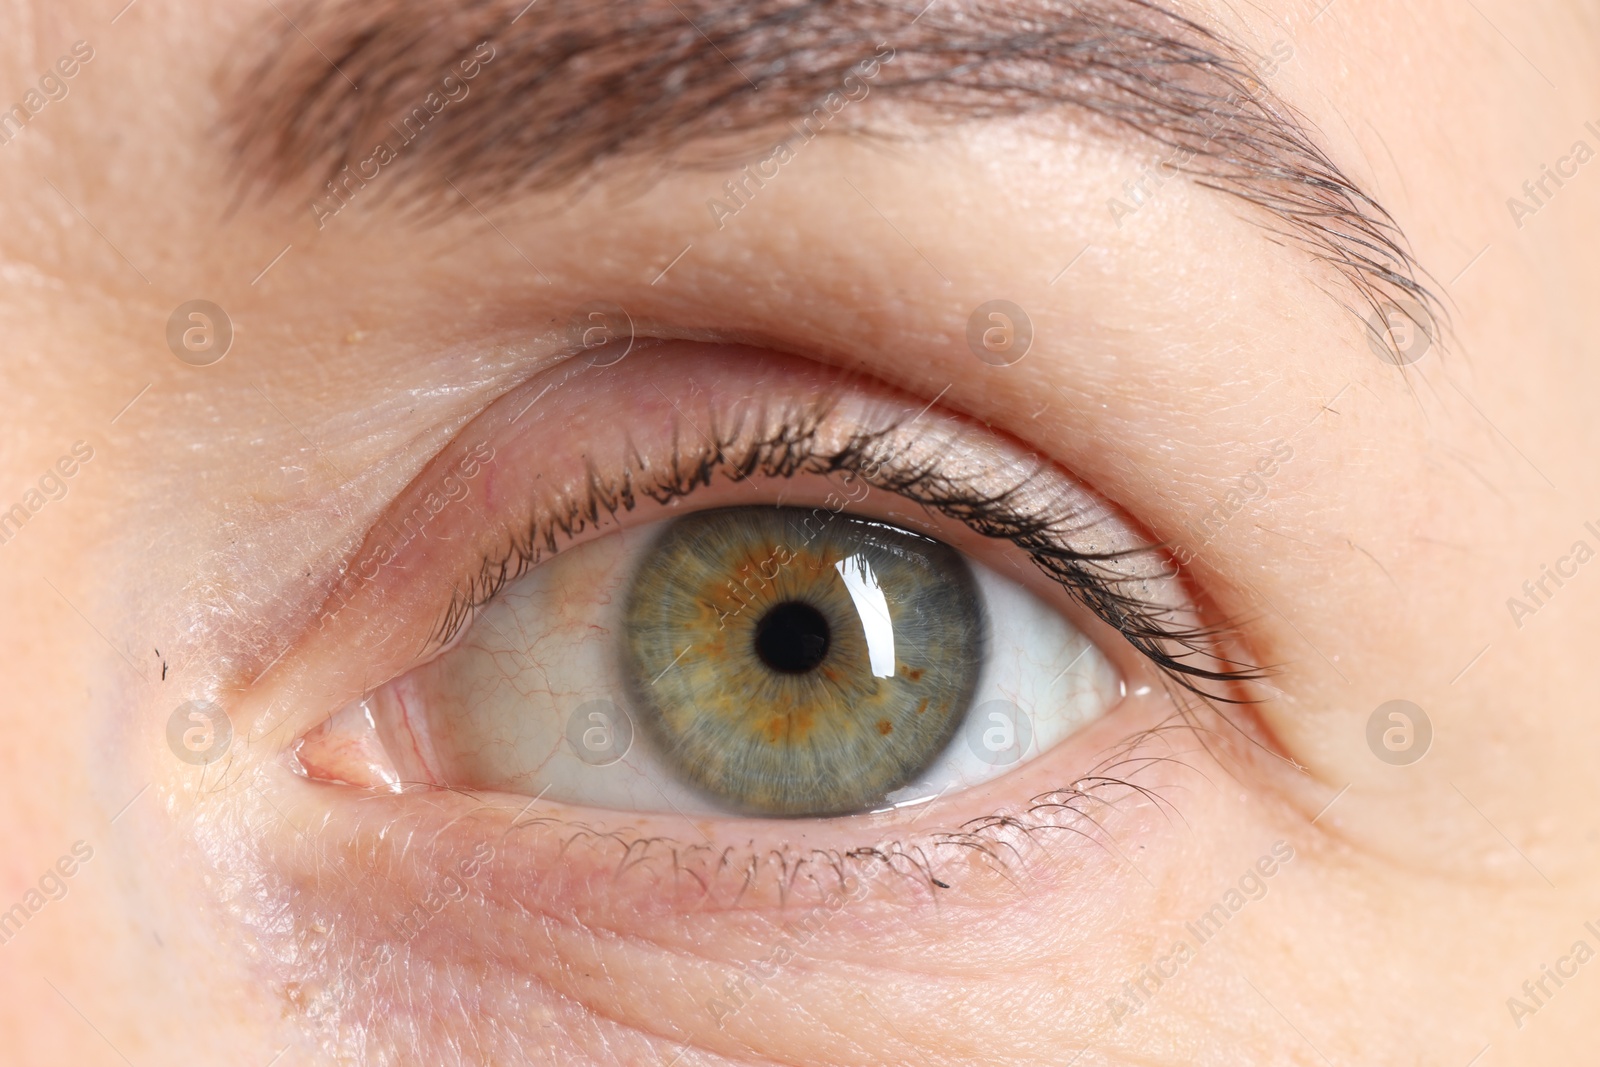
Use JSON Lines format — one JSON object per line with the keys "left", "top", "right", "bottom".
{"left": 490, "top": 739, "right": 1189, "bottom": 900}
{"left": 434, "top": 389, "right": 1261, "bottom": 700}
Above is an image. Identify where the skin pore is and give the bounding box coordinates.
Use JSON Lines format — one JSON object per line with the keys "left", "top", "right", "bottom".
{"left": 2, "top": 0, "right": 1599, "bottom": 1064}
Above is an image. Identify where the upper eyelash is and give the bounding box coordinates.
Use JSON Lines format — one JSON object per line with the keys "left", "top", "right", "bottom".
{"left": 432, "top": 391, "right": 1263, "bottom": 700}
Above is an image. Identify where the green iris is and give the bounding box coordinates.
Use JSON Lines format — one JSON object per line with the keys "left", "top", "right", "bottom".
{"left": 622, "top": 506, "right": 986, "bottom": 816}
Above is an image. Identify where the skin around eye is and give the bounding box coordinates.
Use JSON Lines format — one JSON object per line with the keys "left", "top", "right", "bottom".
{"left": 17, "top": 4, "right": 1600, "bottom": 1063}
{"left": 296, "top": 502, "right": 1121, "bottom": 816}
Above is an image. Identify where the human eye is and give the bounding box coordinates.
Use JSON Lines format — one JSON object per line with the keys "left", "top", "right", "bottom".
{"left": 277, "top": 342, "right": 1233, "bottom": 822}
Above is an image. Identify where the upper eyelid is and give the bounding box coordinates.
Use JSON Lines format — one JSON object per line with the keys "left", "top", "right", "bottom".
{"left": 373, "top": 350, "right": 1261, "bottom": 703}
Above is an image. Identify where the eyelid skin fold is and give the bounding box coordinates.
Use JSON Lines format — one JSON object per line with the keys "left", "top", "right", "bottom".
{"left": 251, "top": 341, "right": 1241, "bottom": 758}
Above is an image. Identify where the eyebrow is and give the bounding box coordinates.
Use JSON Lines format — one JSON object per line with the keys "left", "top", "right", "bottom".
{"left": 226, "top": 0, "right": 1437, "bottom": 319}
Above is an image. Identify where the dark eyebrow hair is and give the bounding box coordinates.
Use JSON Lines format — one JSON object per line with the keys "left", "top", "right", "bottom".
{"left": 226, "top": 0, "right": 1439, "bottom": 322}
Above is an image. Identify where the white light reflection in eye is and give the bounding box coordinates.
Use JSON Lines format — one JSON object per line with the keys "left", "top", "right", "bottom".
{"left": 834, "top": 552, "right": 897, "bottom": 679}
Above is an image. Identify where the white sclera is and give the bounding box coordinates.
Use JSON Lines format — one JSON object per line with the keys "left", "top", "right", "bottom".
{"left": 406, "top": 517, "right": 1121, "bottom": 815}
{"left": 877, "top": 565, "right": 1119, "bottom": 809}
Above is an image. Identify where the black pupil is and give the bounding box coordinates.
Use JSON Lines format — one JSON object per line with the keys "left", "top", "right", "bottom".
{"left": 754, "top": 601, "right": 832, "bottom": 674}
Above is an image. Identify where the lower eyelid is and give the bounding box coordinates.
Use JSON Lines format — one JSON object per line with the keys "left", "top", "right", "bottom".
{"left": 221, "top": 692, "right": 1196, "bottom": 1066}
{"left": 257, "top": 694, "right": 1181, "bottom": 915}
{"left": 239, "top": 681, "right": 1186, "bottom": 977}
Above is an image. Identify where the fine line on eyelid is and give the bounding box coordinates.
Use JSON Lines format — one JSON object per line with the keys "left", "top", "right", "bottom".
{"left": 853, "top": 990, "right": 924, "bottom": 1056}
{"left": 906, "top": 382, "right": 952, "bottom": 426}
{"left": 649, "top": 644, "right": 694, "bottom": 686}
{"left": 1047, "top": 643, "right": 1093, "bottom": 691}
{"left": 511, "top": 382, "right": 556, "bottom": 424}
{"left": 1050, "top": 376, "right": 1335, "bottom": 565}
{"left": 509, "top": 783, "right": 554, "bottom": 828}
{"left": 1096, "top": 829, "right": 1157, "bottom": 889}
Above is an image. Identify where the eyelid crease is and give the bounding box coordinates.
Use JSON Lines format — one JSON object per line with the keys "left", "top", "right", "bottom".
{"left": 431, "top": 373, "right": 1261, "bottom": 703}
